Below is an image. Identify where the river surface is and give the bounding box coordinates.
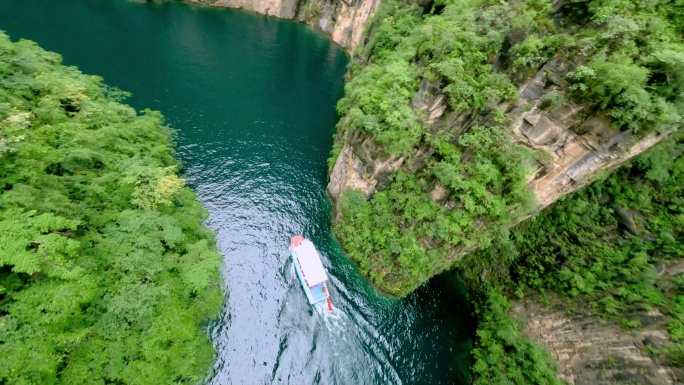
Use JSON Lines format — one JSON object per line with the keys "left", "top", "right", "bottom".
{"left": 0, "top": 1, "right": 474, "bottom": 383}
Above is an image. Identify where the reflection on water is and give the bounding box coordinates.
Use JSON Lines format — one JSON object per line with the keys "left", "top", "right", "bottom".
{"left": 0, "top": 0, "right": 474, "bottom": 383}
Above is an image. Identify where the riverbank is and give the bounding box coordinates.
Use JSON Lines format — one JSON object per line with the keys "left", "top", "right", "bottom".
{"left": 320, "top": 0, "right": 684, "bottom": 383}
{"left": 0, "top": 31, "right": 224, "bottom": 384}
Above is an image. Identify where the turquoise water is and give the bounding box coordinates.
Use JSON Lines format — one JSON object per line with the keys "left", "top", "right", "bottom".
{"left": 0, "top": 1, "right": 473, "bottom": 383}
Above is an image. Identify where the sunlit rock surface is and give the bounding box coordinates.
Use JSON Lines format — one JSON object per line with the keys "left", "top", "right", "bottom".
{"left": 512, "top": 297, "right": 679, "bottom": 385}
{"left": 180, "top": 0, "right": 380, "bottom": 52}
{"left": 326, "top": 57, "right": 669, "bottom": 213}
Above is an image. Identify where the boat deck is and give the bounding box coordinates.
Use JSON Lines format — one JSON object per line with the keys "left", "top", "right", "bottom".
{"left": 310, "top": 283, "right": 328, "bottom": 303}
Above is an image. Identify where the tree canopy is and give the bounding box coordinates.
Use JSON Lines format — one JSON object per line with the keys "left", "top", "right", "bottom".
{"left": 333, "top": 0, "right": 684, "bottom": 296}
{"left": 331, "top": 2, "right": 684, "bottom": 381}
{"left": 0, "top": 32, "right": 223, "bottom": 384}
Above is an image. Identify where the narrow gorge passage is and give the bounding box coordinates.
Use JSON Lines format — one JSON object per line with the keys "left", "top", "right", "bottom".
{"left": 0, "top": 0, "right": 474, "bottom": 383}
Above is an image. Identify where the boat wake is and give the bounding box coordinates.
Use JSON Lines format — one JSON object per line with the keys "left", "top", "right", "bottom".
{"left": 314, "top": 304, "right": 345, "bottom": 332}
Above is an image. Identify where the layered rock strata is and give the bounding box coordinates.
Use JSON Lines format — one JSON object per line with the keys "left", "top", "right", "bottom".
{"left": 512, "top": 297, "right": 680, "bottom": 385}
{"left": 180, "top": 0, "right": 379, "bottom": 52}
{"left": 327, "top": 57, "right": 670, "bottom": 213}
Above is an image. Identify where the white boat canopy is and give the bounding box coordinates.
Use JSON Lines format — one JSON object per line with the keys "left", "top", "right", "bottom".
{"left": 294, "top": 240, "right": 328, "bottom": 286}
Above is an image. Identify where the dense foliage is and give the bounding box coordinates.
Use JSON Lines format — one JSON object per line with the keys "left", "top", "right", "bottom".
{"left": 335, "top": 0, "right": 544, "bottom": 296}
{"left": 327, "top": 0, "right": 684, "bottom": 382}
{"left": 467, "top": 131, "right": 683, "bottom": 308}
{"left": 0, "top": 32, "right": 223, "bottom": 384}
{"left": 464, "top": 131, "right": 683, "bottom": 382}
{"left": 332, "top": 0, "right": 684, "bottom": 296}
{"left": 470, "top": 286, "right": 562, "bottom": 385}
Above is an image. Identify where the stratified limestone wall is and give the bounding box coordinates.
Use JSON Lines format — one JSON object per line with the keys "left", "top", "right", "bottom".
{"left": 508, "top": 58, "right": 668, "bottom": 211}
{"left": 512, "top": 298, "right": 679, "bottom": 385}
{"left": 326, "top": 56, "right": 670, "bottom": 213}
{"left": 178, "top": 0, "right": 380, "bottom": 53}
{"left": 299, "top": 0, "right": 381, "bottom": 53}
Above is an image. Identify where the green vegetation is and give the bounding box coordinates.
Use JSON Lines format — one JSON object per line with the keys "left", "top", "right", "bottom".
{"left": 0, "top": 32, "right": 223, "bottom": 384}
{"left": 471, "top": 286, "right": 562, "bottom": 385}
{"left": 329, "top": 0, "right": 684, "bottom": 382}
{"left": 463, "top": 131, "right": 683, "bottom": 383}
{"left": 336, "top": 126, "right": 535, "bottom": 296}
{"left": 333, "top": 0, "right": 684, "bottom": 296}
{"left": 465, "top": 132, "right": 683, "bottom": 309}
{"left": 335, "top": 0, "right": 543, "bottom": 296}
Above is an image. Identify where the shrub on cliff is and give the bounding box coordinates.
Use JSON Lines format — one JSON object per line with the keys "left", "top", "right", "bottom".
{"left": 471, "top": 287, "right": 562, "bottom": 385}
{"left": 474, "top": 131, "right": 683, "bottom": 315}
{"left": 336, "top": 124, "right": 536, "bottom": 296}
{"left": 333, "top": 0, "right": 684, "bottom": 297}
{"left": 0, "top": 32, "right": 222, "bottom": 384}
{"left": 463, "top": 130, "right": 684, "bottom": 374}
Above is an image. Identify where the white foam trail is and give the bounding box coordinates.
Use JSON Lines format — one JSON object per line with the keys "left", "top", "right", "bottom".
{"left": 315, "top": 305, "right": 347, "bottom": 336}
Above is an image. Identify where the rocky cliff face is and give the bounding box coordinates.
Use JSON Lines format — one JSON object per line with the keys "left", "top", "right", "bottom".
{"left": 187, "top": 0, "right": 298, "bottom": 18}
{"left": 512, "top": 297, "right": 681, "bottom": 385}
{"left": 181, "top": 0, "right": 379, "bottom": 52}
{"left": 327, "top": 56, "right": 670, "bottom": 214}
{"left": 510, "top": 58, "right": 668, "bottom": 211}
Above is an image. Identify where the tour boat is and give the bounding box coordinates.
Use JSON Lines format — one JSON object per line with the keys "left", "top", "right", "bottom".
{"left": 289, "top": 235, "right": 333, "bottom": 311}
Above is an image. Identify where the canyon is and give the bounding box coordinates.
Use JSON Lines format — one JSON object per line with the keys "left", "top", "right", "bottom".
{"left": 139, "top": 2, "right": 682, "bottom": 384}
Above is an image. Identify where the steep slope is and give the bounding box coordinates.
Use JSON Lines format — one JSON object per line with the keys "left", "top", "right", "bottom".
{"left": 465, "top": 131, "right": 684, "bottom": 384}
{"left": 326, "top": 0, "right": 683, "bottom": 296}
